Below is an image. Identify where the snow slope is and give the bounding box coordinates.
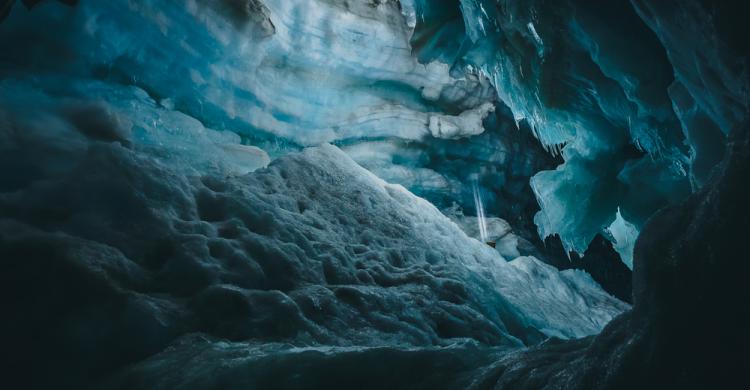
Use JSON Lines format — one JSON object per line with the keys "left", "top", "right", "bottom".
{"left": 1, "top": 119, "right": 626, "bottom": 386}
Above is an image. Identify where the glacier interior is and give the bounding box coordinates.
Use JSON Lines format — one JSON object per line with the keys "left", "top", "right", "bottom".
{"left": 0, "top": 0, "right": 748, "bottom": 389}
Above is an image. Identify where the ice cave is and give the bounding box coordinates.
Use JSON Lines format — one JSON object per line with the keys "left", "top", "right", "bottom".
{"left": 0, "top": 0, "right": 748, "bottom": 389}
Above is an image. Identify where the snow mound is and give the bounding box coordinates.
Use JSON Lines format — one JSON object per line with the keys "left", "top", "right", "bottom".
{"left": 1, "top": 122, "right": 627, "bottom": 386}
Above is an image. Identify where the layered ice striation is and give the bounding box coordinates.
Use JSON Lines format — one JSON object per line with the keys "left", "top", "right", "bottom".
{"left": 2, "top": 0, "right": 744, "bottom": 263}
{"left": 0, "top": 0, "right": 495, "bottom": 146}
{"left": 0, "top": 0, "right": 568, "bottom": 261}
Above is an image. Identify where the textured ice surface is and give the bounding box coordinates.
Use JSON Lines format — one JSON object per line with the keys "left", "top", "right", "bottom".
{"left": 108, "top": 337, "right": 510, "bottom": 389}
{"left": 1, "top": 0, "right": 737, "bottom": 259}
{"left": 607, "top": 209, "right": 638, "bottom": 270}
{"left": 1, "top": 0, "right": 747, "bottom": 388}
{"left": 401, "top": 0, "right": 745, "bottom": 254}
{"left": 0, "top": 0, "right": 493, "bottom": 151}
{"left": 445, "top": 206, "right": 523, "bottom": 261}
{"left": 455, "top": 0, "right": 692, "bottom": 254}
{"left": 0, "top": 95, "right": 627, "bottom": 385}
{"left": 0, "top": 0, "right": 547, "bottom": 246}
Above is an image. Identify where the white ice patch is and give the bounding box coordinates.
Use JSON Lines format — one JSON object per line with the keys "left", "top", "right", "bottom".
{"left": 607, "top": 208, "right": 638, "bottom": 270}
{"left": 428, "top": 102, "right": 495, "bottom": 139}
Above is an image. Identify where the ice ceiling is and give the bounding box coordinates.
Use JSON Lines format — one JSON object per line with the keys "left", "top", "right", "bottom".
{"left": 2, "top": 0, "right": 743, "bottom": 259}
{"left": 2, "top": 0, "right": 741, "bottom": 262}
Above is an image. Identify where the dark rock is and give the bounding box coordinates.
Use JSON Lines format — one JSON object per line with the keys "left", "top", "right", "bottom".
{"left": 200, "top": 0, "right": 276, "bottom": 36}
{"left": 1, "top": 0, "right": 13, "bottom": 22}
{"left": 21, "top": 0, "right": 77, "bottom": 8}
{"left": 0, "top": 0, "right": 77, "bottom": 23}
{"left": 540, "top": 234, "right": 632, "bottom": 303}
{"left": 63, "top": 102, "right": 133, "bottom": 147}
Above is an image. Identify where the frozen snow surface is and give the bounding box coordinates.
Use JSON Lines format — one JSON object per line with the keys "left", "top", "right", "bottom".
{"left": 0, "top": 88, "right": 626, "bottom": 386}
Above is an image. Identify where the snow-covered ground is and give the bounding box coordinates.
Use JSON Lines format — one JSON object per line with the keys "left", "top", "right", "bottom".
{"left": 1, "top": 103, "right": 627, "bottom": 385}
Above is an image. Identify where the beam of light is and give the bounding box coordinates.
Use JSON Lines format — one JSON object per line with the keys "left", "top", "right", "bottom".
{"left": 473, "top": 180, "right": 488, "bottom": 243}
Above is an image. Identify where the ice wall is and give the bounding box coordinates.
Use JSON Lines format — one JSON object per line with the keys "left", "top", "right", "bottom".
{"left": 408, "top": 0, "right": 747, "bottom": 255}
{"left": 0, "top": 0, "right": 551, "bottom": 238}
{"left": 3, "top": 0, "right": 742, "bottom": 261}
{"left": 0, "top": 2, "right": 555, "bottom": 272}
{"left": 1, "top": 0, "right": 500, "bottom": 145}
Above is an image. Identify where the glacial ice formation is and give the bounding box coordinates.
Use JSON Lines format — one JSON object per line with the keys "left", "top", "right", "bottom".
{"left": 466, "top": 0, "right": 750, "bottom": 387}
{"left": 0, "top": 0, "right": 610, "bottom": 261}
{"left": 606, "top": 209, "right": 638, "bottom": 270}
{"left": 406, "top": 0, "right": 746, "bottom": 255}
{"left": 455, "top": 0, "right": 693, "bottom": 254}
{"left": 2, "top": 0, "right": 747, "bottom": 387}
{"left": 0, "top": 90, "right": 627, "bottom": 387}
{"left": 0, "top": 0, "right": 631, "bottom": 374}
{"left": 1, "top": 0, "right": 745, "bottom": 268}
{"left": 0, "top": 0, "right": 554, "bottom": 248}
